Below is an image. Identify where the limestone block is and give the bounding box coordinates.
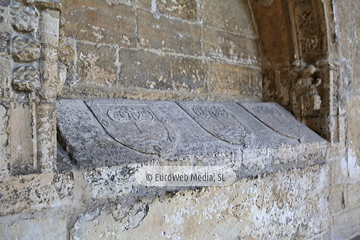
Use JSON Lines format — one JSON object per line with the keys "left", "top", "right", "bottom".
{"left": 137, "top": 9, "right": 201, "bottom": 55}
{"left": 9, "top": 102, "right": 37, "bottom": 175}
{"left": 131, "top": 0, "right": 151, "bottom": 10}
{"left": 203, "top": 27, "right": 259, "bottom": 64}
{"left": 198, "top": 0, "right": 255, "bottom": 37}
{"left": 118, "top": 49, "right": 207, "bottom": 92}
{"left": 333, "top": 206, "right": 360, "bottom": 240}
{"left": 347, "top": 96, "right": 360, "bottom": 181}
{"left": 61, "top": 0, "right": 136, "bottom": 46}
{"left": 329, "top": 184, "right": 344, "bottom": 214}
{"left": 346, "top": 182, "right": 360, "bottom": 208}
{"left": 209, "top": 63, "right": 262, "bottom": 97}
{"left": 77, "top": 42, "right": 117, "bottom": 88}
{"left": 12, "top": 66, "right": 41, "bottom": 92}
{"left": 12, "top": 36, "right": 41, "bottom": 63}
{"left": 158, "top": 0, "right": 197, "bottom": 21}
{"left": 25, "top": 0, "right": 62, "bottom": 10}
{"left": 10, "top": 2, "right": 39, "bottom": 32}
{"left": 0, "top": 172, "right": 74, "bottom": 215}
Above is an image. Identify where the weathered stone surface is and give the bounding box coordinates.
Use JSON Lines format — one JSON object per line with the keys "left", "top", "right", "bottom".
{"left": 0, "top": 210, "right": 68, "bottom": 239}
{"left": 208, "top": 63, "right": 262, "bottom": 97}
{"left": 0, "top": 32, "right": 9, "bottom": 58}
{"left": 241, "top": 102, "right": 325, "bottom": 143}
{"left": 76, "top": 42, "right": 117, "bottom": 88}
{"left": 158, "top": 0, "right": 197, "bottom": 21}
{"left": 57, "top": 99, "right": 327, "bottom": 176}
{"left": 203, "top": 27, "right": 259, "bottom": 64}
{"left": 347, "top": 96, "right": 360, "bottom": 181}
{"left": 138, "top": 9, "right": 201, "bottom": 55}
{"left": 198, "top": 0, "right": 255, "bottom": 37}
{"left": 71, "top": 165, "right": 329, "bottom": 240}
{"left": 61, "top": 0, "right": 136, "bottom": 46}
{"left": 9, "top": 102, "right": 36, "bottom": 175}
{"left": 329, "top": 184, "right": 344, "bottom": 214}
{"left": 0, "top": 58, "right": 10, "bottom": 97}
{"left": 336, "top": 0, "right": 353, "bottom": 60}
{"left": 131, "top": 0, "right": 151, "bottom": 9}
{"left": 118, "top": 49, "right": 207, "bottom": 92}
{"left": 0, "top": 104, "right": 9, "bottom": 176}
{"left": 329, "top": 157, "right": 348, "bottom": 185}
{"left": 251, "top": 0, "right": 290, "bottom": 63}
{"left": 12, "top": 36, "right": 41, "bottom": 62}
{"left": 12, "top": 66, "right": 41, "bottom": 92}
{"left": 346, "top": 182, "right": 360, "bottom": 208}
{"left": 333, "top": 206, "right": 360, "bottom": 240}
{"left": 0, "top": 172, "right": 74, "bottom": 215}
{"left": 58, "top": 40, "right": 75, "bottom": 67}
{"left": 10, "top": 2, "right": 39, "bottom": 32}
{"left": 105, "top": 0, "right": 129, "bottom": 6}
{"left": 25, "top": 0, "right": 62, "bottom": 10}
{"left": 0, "top": 0, "right": 9, "bottom": 7}
{"left": 352, "top": 42, "right": 360, "bottom": 95}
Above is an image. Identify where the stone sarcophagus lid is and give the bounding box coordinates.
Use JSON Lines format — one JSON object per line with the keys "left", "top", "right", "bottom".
{"left": 57, "top": 99, "right": 327, "bottom": 178}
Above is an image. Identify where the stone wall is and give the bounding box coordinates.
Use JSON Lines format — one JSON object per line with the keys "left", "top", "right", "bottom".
{"left": 58, "top": 0, "right": 262, "bottom": 101}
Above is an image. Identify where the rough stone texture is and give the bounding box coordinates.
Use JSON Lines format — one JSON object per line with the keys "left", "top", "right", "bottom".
{"left": 209, "top": 63, "right": 262, "bottom": 97}
{"left": 0, "top": 32, "right": 9, "bottom": 58}
{"left": 138, "top": 9, "right": 202, "bottom": 55}
{"left": 0, "top": 58, "right": 11, "bottom": 97}
{"left": 203, "top": 27, "right": 260, "bottom": 64}
{"left": 0, "top": 210, "right": 68, "bottom": 239}
{"left": 12, "top": 36, "right": 41, "bottom": 63}
{"left": 61, "top": 0, "right": 136, "bottom": 46}
{"left": 0, "top": 104, "right": 9, "bottom": 176}
{"left": 0, "top": 172, "right": 74, "bottom": 215}
{"left": 70, "top": 164, "right": 329, "bottom": 240}
{"left": 157, "top": 0, "right": 197, "bottom": 21}
{"left": 0, "top": 0, "right": 9, "bottom": 7}
{"left": 333, "top": 206, "right": 360, "bottom": 240}
{"left": 347, "top": 96, "right": 360, "bottom": 181}
{"left": 329, "top": 184, "right": 344, "bottom": 214}
{"left": 131, "top": 0, "right": 151, "bottom": 10}
{"left": 57, "top": 99, "right": 327, "bottom": 175}
{"left": 346, "top": 182, "right": 360, "bottom": 208}
{"left": 118, "top": 49, "right": 207, "bottom": 92}
{"left": 9, "top": 102, "right": 37, "bottom": 175}
{"left": 76, "top": 42, "right": 117, "bottom": 88}
{"left": 198, "top": 0, "right": 255, "bottom": 37}
{"left": 10, "top": 2, "right": 39, "bottom": 32}
{"left": 12, "top": 66, "right": 41, "bottom": 92}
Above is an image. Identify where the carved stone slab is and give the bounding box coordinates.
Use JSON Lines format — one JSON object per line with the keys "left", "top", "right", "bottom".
{"left": 57, "top": 99, "right": 327, "bottom": 174}
{"left": 240, "top": 102, "right": 324, "bottom": 143}
{"left": 177, "top": 101, "right": 252, "bottom": 147}
{"left": 85, "top": 100, "right": 177, "bottom": 156}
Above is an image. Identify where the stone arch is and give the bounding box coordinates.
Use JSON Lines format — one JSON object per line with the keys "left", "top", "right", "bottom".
{"left": 251, "top": 0, "right": 338, "bottom": 142}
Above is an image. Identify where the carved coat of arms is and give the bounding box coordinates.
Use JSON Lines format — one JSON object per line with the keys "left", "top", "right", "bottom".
{"left": 241, "top": 103, "right": 303, "bottom": 142}
{"left": 86, "top": 101, "right": 177, "bottom": 155}
{"left": 178, "top": 102, "right": 252, "bottom": 147}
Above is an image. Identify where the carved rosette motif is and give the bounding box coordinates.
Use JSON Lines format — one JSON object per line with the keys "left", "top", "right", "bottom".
{"left": 12, "top": 66, "right": 41, "bottom": 92}
{"left": 10, "top": 3, "right": 39, "bottom": 32}
{"left": 12, "top": 36, "right": 41, "bottom": 63}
